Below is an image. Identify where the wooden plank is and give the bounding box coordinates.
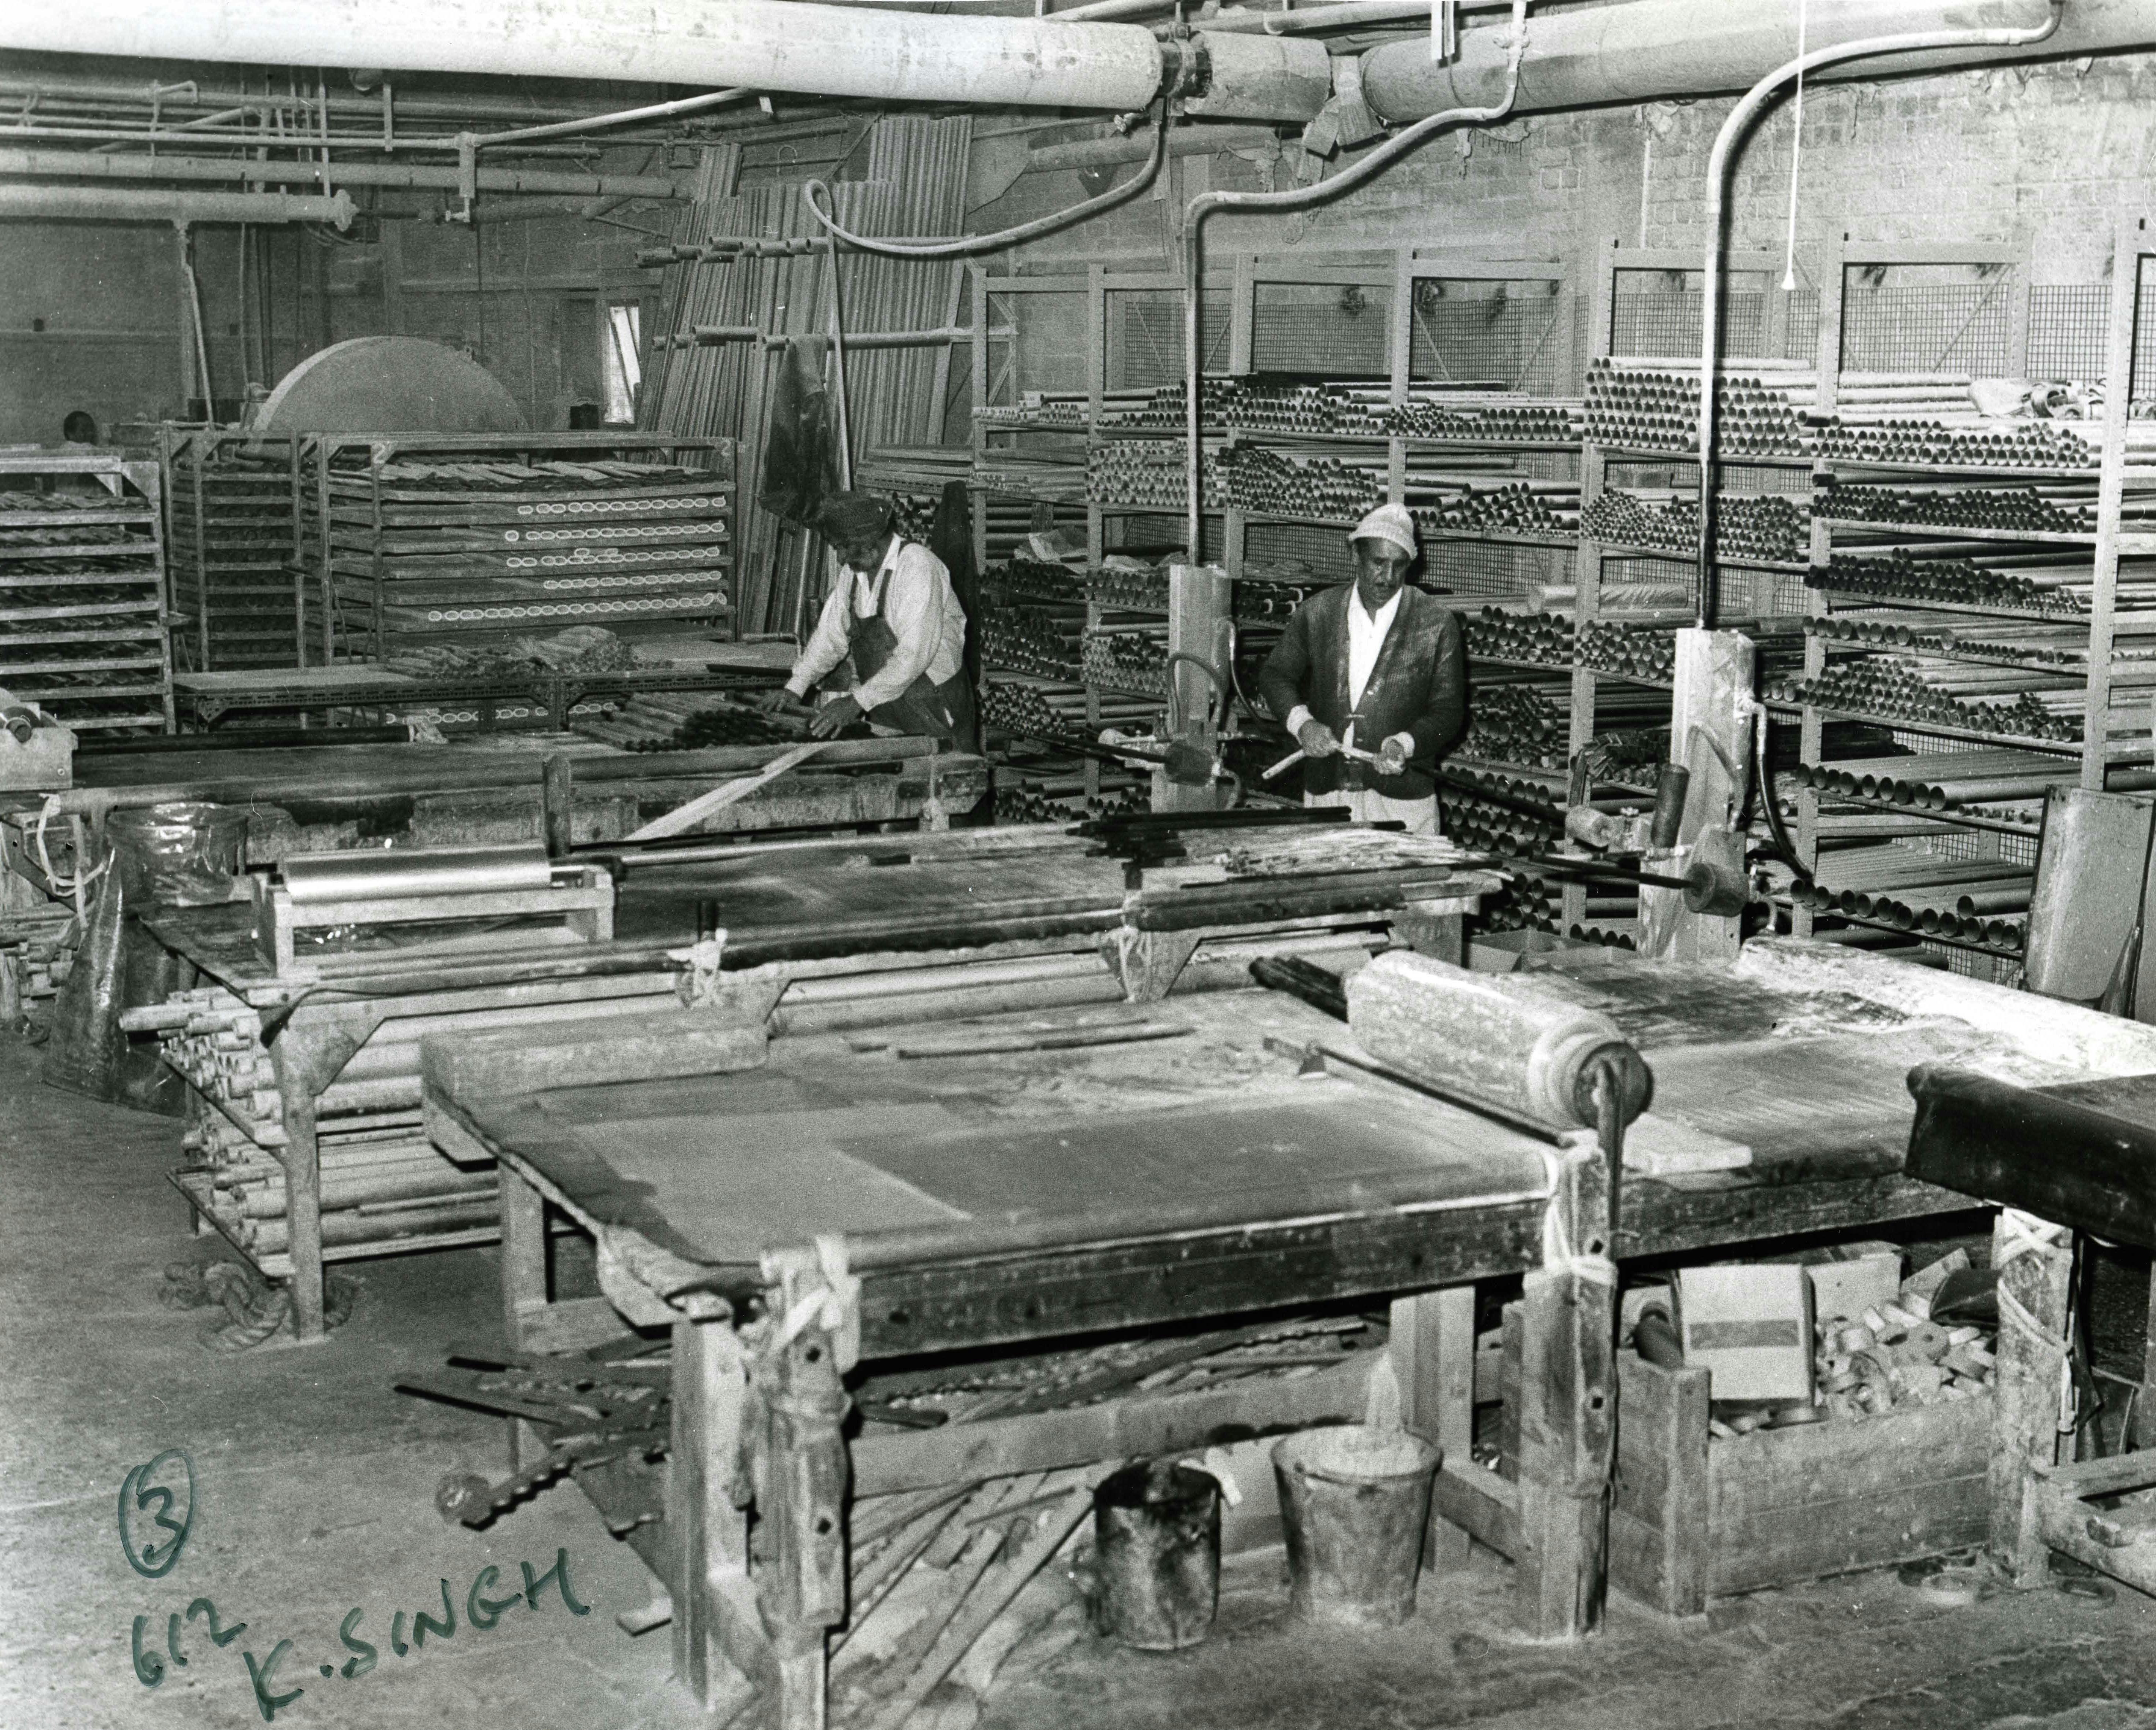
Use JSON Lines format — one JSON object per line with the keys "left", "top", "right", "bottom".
{"left": 1709, "top": 1475, "right": 1989, "bottom": 1598}
{"left": 670, "top": 1311, "right": 764, "bottom": 1719}
{"left": 853, "top": 1355, "right": 1373, "bottom": 1496}
{"left": 421, "top": 1009, "right": 767, "bottom": 1100}
{"left": 1430, "top": 1458, "right": 1520, "bottom": 1557}
{"left": 1610, "top": 1352, "right": 1711, "bottom": 1615}
{"left": 519, "top": 1295, "right": 639, "bottom": 1358}
{"left": 1711, "top": 1398, "right": 1989, "bottom": 1513}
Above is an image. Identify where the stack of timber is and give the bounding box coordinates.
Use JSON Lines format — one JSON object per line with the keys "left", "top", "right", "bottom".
{"left": 0, "top": 451, "right": 173, "bottom": 732}
{"left": 308, "top": 443, "right": 735, "bottom": 664}
{"left": 639, "top": 118, "right": 973, "bottom": 639}
{"left": 162, "top": 430, "right": 304, "bottom": 671}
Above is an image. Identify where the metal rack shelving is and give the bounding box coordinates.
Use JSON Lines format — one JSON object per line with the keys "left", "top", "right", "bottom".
{"left": 159, "top": 427, "right": 305, "bottom": 672}
{"left": 299, "top": 432, "right": 735, "bottom": 671}
{"left": 0, "top": 449, "right": 173, "bottom": 733}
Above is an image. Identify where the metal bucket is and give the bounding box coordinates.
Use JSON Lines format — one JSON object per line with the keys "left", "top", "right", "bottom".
{"left": 1092, "top": 1461, "right": 1221, "bottom": 1650}
{"left": 1272, "top": 1425, "right": 1440, "bottom": 1628}
{"left": 107, "top": 802, "right": 249, "bottom": 907}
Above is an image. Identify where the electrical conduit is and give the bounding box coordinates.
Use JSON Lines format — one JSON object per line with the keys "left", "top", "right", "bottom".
{"left": 1690, "top": 0, "right": 2061, "bottom": 625}
{"left": 1184, "top": 0, "right": 1531, "bottom": 560}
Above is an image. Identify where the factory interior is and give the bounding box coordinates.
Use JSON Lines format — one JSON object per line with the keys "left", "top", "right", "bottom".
{"left": 16, "top": 2, "right": 2156, "bottom": 1727}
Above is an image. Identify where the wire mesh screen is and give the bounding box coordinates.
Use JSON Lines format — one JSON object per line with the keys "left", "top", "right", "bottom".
{"left": 1243, "top": 520, "right": 1355, "bottom": 582}
{"left": 1784, "top": 290, "right": 1821, "bottom": 362}
{"left": 1108, "top": 289, "right": 1230, "bottom": 391}
{"left": 1611, "top": 286, "right": 1767, "bottom": 358}
{"left": 1428, "top": 540, "right": 1555, "bottom": 600}
{"left": 1105, "top": 513, "right": 1223, "bottom": 562}
{"left": 2027, "top": 285, "right": 2109, "bottom": 381}
{"left": 1407, "top": 283, "right": 1573, "bottom": 393}
{"left": 1839, "top": 279, "right": 2013, "bottom": 374}
{"left": 1251, "top": 281, "right": 1392, "bottom": 376}
{"left": 987, "top": 289, "right": 1089, "bottom": 399}
{"left": 2140, "top": 255, "right": 2156, "bottom": 400}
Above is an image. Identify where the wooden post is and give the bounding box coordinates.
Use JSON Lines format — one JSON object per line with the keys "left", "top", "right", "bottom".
{"left": 541, "top": 755, "right": 575, "bottom": 858}
{"left": 1155, "top": 562, "right": 1231, "bottom": 813}
{"left": 1391, "top": 1286, "right": 1479, "bottom": 1570}
{"left": 275, "top": 1093, "right": 326, "bottom": 1341}
{"left": 1658, "top": 627, "right": 1755, "bottom": 963}
{"left": 1989, "top": 1209, "right": 2073, "bottom": 1587}
{"left": 1610, "top": 1352, "right": 1711, "bottom": 1617}
{"left": 498, "top": 1165, "right": 549, "bottom": 1468}
{"left": 670, "top": 1299, "right": 763, "bottom": 1721}
{"left": 1513, "top": 1147, "right": 1615, "bottom": 1640}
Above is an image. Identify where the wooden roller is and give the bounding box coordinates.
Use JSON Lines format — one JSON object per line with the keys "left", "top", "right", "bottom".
{"left": 1344, "top": 951, "right": 1650, "bottom": 1131}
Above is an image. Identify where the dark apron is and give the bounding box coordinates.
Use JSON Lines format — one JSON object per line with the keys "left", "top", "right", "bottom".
{"left": 846, "top": 553, "right": 978, "bottom": 752}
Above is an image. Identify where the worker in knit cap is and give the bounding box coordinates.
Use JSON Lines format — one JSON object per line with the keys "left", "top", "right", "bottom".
{"left": 1256, "top": 501, "right": 1466, "bottom": 835}
{"left": 759, "top": 490, "right": 977, "bottom": 749}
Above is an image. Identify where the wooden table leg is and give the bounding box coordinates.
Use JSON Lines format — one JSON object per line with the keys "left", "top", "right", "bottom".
{"left": 2139, "top": 1260, "right": 2156, "bottom": 1452}
{"left": 498, "top": 1167, "right": 548, "bottom": 1469}
{"left": 275, "top": 1093, "right": 326, "bottom": 1341}
{"left": 1391, "top": 1285, "right": 1477, "bottom": 1571}
{"left": 670, "top": 1297, "right": 767, "bottom": 1721}
{"left": 1990, "top": 1208, "right": 2074, "bottom": 1587}
{"left": 1513, "top": 1148, "right": 1615, "bottom": 1641}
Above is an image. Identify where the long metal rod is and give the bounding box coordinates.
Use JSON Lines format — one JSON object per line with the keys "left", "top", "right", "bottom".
{"left": 0, "top": 144, "right": 682, "bottom": 199}
{"left": 1185, "top": 0, "right": 1530, "bottom": 559}
{"left": 1691, "top": 0, "right": 2062, "bottom": 628}
{"left": 0, "top": 182, "right": 355, "bottom": 225}
{"left": 468, "top": 85, "right": 753, "bottom": 149}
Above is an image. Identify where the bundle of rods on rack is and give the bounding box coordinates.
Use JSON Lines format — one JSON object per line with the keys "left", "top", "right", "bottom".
{"left": 1096, "top": 378, "right": 1581, "bottom": 443}
{"left": 1457, "top": 671, "right": 1671, "bottom": 777}
{"left": 981, "top": 601, "right": 1086, "bottom": 682}
{"left": 1584, "top": 357, "right": 1816, "bottom": 457}
{"left": 1817, "top": 480, "right": 2110, "bottom": 536}
{"left": 1083, "top": 566, "right": 1171, "bottom": 611}
{"left": 1086, "top": 440, "right": 1228, "bottom": 509}
{"left": 1582, "top": 615, "right": 1806, "bottom": 686}
{"left": 1081, "top": 626, "right": 1170, "bottom": 697}
{"left": 860, "top": 445, "right": 974, "bottom": 498}
{"left": 1413, "top": 480, "right": 1578, "bottom": 539}
{"left": 1790, "top": 841, "right": 2031, "bottom": 955}
{"left": 1813, "top": 548, "right": 2140, "bottom": 617}
{"left": 980, "top": 679, "right": 1163, "bottom": 743}
{"left": 1817, "top": 414, "right": 2098, "bottom": 471}
{"left": 976, "top": 448, "right": 1087, "bottom": 504}
{"left": 1793, "top": 749, "right": 2156, "bottom": 819}
{"left": 993, "top": 557, "right": 1088, "bottom": 605}
{"left": 978, "top": 498, "right": 1080, "bottom": 565}
{"left": 1579, "top": 488, "right": 1810, "bottom": 565}
{"left": 1771, "top": 657, "right": 2087, "bottom": 742}
{"left": 573, "top": 694, "right": 794, "bottom": 753}
{"left": 975, "top": 394, "right": 1094, "bottom": 428}
{"left": 1465, "top": 608, "right": 1576, "bottom": 667}
{"left": 1800, "top": 612, "right": 2156, "bottom": 669}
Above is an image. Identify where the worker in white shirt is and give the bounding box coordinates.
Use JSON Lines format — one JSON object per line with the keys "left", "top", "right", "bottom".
{"left": 757, "top": 491, "right": 976, "bottom": 749}
{"left": 1256, "top": 502, "right": 1466, "bottom": 835}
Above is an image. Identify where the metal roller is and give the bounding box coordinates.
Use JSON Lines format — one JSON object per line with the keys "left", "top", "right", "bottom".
{"left": 280, "top": 844, "right": 555, "bottom": 904}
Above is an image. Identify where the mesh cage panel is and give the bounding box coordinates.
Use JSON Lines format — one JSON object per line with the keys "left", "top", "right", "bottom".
{"left": 1251, "top": 281, "right": 1392, "bottom": 376}
{"left": 1108, "top": 289, "right": 1231, "bottom": 391}
{"left": 1406, "top": 283, "right": 1573, "bottom": 393}
{"left": 1839, "top": 280, "right": 2012, "bottom": 374}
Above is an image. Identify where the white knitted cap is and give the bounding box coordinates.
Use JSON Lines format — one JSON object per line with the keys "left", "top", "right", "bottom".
{"left": 1349, "top": 502, "right": 1418, "bottom": 559}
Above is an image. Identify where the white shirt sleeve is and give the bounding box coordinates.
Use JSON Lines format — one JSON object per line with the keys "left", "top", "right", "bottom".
{"left": 852, "top": 546, "right": 945, "bottom": 711}
{"left": 786, "top": 578, "right": 857, "bottom": 698}
{"left": 1285, "top": 704, "right": 1315, "bottom": 739}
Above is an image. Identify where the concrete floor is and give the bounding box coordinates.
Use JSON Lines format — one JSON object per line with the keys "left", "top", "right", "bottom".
{"left": 8, "top": 1034, "right": 2156, "bottom": 1730}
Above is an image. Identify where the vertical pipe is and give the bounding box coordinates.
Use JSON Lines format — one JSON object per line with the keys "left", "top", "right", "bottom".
{"left": 1691, "top": 2, "right": 2061, "bottom": 628}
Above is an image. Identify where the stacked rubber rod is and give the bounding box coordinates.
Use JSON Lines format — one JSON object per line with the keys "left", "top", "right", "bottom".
{"left": 1087, "top": 440, "right": 1227, "bottom": 509}
{"left": 1771, "top": 655, "right": 2086, "bottom": 743}
{"left": 1579, "top": 488, "right": 1809, "bottom": 565}
{"left": 1465, "top": 608, "right": 1576, "bottom": 667}
{"left": 1788, "top": 842, "right": 2031, "bottom": 956}
{"left": 1584, "top": 357, "right": 1816, "bottom": 457}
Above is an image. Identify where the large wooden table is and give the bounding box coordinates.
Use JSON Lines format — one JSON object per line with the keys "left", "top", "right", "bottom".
{"left": 144, "top": 824, "right": 1496, "bottom": 1339}
{"left": 428, "top": 936, "right": 2156, "bottom": 1727}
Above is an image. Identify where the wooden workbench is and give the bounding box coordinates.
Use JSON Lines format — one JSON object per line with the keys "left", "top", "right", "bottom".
{"left": 427, "top": 936, "right": 2156, "bottom": 1727}
{"left": 143, "top": 825, "right": 1498, "bottom": 1342}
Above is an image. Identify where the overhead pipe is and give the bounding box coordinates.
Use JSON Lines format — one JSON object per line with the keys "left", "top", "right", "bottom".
{"left": 0, "top": 183, "right": 354, "bottom": 226}
{"left": 0, "top": 2, "right": 1188, "bottom": 116}
{"left": 1360, "top": 0, "right": 2156, "bottom": 124}
{"left": 1689, "top": 0, "right": 2061, "bottom": 628}
{"left": 448, "top": 87, "right": 750, "bottom": 220}
{"left": 0, "top": 72, "right": 662, "bottom": 127}
{"left": 1183, "top": 2, "right": 1531, "bottom": 559}
{"left": 0, "top": 145, "right": 683, "bottom": 199}
{"left": 1028, "top": 122, "right": 1280, "bottom": 173}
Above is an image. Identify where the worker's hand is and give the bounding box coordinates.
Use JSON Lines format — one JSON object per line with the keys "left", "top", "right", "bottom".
{"left": 1296, "top": 718, "right": 1341, "bottom": 759}
{"left": 1374, "top": 733, "right": 1413, "bottom": 777}
{"left": 750, "top": 686, "right": 800, "bottom": 714}
{"left": 809, "top": 694, "right": 864, "bottom": 739}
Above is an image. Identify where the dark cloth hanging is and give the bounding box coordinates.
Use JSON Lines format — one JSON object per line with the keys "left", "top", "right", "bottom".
{"left": 929, "top": 479, "right": 981, "bottom": 695}
{"left": 757, "top": 336, "right": 839, "bottom": 527}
